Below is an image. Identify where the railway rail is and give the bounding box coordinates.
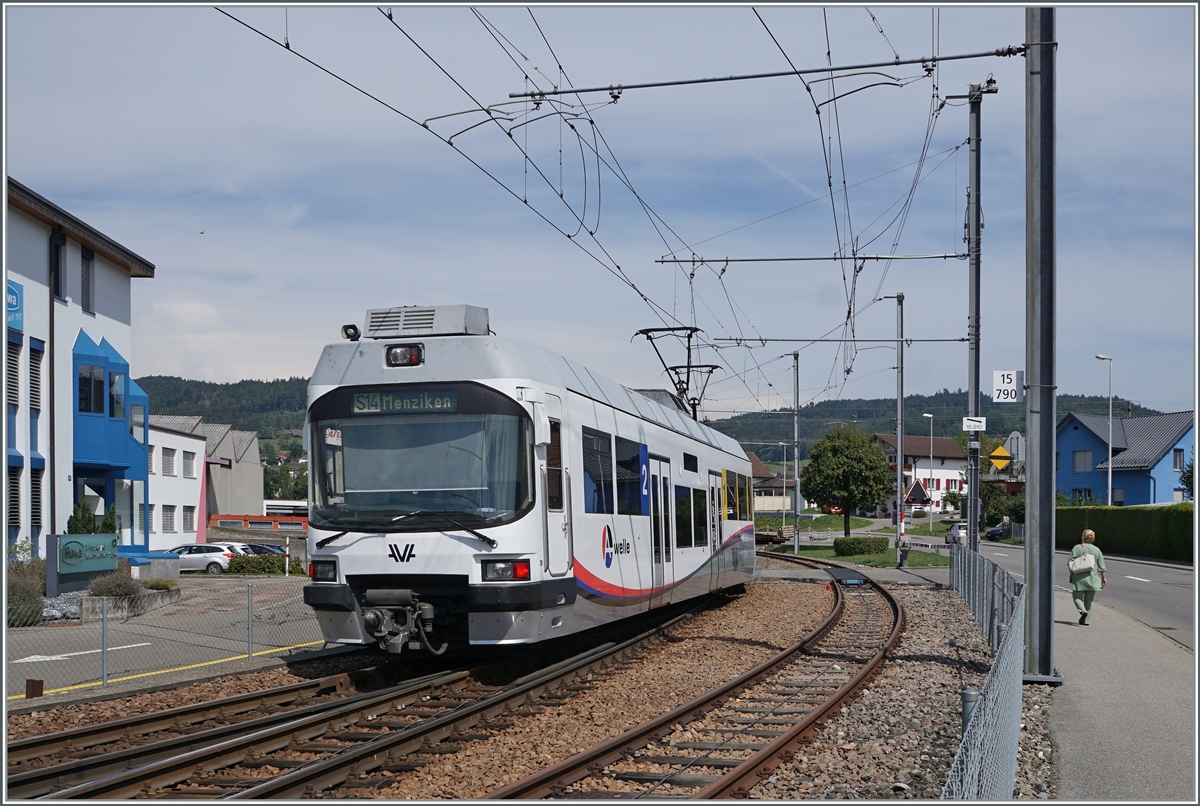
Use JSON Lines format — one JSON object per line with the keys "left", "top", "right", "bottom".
{"left": 488, "top": 555, "right": 904, "bottom": 799}
{"left": 14, "top": 603, "right": 708, "bottom": 799}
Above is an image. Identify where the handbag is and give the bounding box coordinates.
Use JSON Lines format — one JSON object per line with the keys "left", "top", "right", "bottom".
{"left": 1068, "top": 548, "right": 1096, "bottom": 575}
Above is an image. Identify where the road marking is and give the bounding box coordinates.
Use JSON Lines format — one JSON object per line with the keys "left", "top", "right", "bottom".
{"left": 13, "top": 643, "right": 151, "bottom": 664}
{"left": 1054, "top": 585, "right": 1069, "bottom": 592}
{"left": 7, "top": 640, "right": 325, "bottom": 700}
{"left": 994, "top": 553, "right": 1009, "bottom": 557}
{"left": 1125, "top": 575, "right": 1152, "bottom": 582}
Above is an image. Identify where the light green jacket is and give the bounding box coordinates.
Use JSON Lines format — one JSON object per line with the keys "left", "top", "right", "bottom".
{"left": 1069, "top": 543, "right": 1106, "bottom": 591}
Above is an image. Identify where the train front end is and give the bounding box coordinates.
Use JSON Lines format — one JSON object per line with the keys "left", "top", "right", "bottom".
{"left": 301, "top": 305, "right": 570, "bottom": 656}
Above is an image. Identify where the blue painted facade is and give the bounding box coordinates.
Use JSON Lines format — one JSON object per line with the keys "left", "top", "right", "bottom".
{"left": 1056, "top": 412, "right": 1193, "bottom": 505}
{"left": 72, "top": 329, "right": 150, "bottom": 550}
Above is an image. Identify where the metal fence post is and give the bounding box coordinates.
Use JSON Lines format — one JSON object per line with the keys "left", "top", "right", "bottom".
{"left": 101, "top": 597, "right": 109, "bottom": 687}
{"left": 247, "top": 584, "right": 254, "bottom": 661}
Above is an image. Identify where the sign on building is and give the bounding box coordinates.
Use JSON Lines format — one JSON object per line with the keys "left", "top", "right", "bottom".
{"left": 6, "top": 279, "right": 22, "bottom": 332}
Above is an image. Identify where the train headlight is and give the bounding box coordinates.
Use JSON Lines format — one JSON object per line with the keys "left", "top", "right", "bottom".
{"left": 385, "top": 344, "right": 424, "bottom": 367}
{"left": 481, "top": 559, "right": 531, "bottom": 581}
{"left": 309, "top": 560, "right": 337, "bottom": 581}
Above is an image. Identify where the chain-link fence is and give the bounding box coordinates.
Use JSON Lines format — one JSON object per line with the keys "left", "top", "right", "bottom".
{"left": 942, "top": 545, "right": 1026, "bottom": 800}
{"left": 6, "top": 578, "right": 325, "bottom": 700}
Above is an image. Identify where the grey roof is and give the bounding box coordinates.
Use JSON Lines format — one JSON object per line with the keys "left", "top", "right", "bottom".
{"left": 7, "top": 177, "right": 155, "bottom": 278}
{"left": 1070, "top": 413, "right": 1127, "bottom": 451}
{"left": 1095, "top": 411, "right": 1193, "bottom": 470}
{"left": 200, "top": 423, "right": 233, "bottom": 457}
{"left": 231, "top": 430, "right": 258, "bottom": 463}
{"left": 148, "top": 414, "right": 203, "bottom": 437}
{"left": 873, "top": 434, "right": 966, "bottom": 460}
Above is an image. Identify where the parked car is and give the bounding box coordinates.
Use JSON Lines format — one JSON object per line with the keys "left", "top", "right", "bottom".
{"left": 984, "top": 524, "right": 1007, "bottom": 541}
{"left": 242, "top": 543, "right": 285, "bottom": 555}
{"left": 167, "top": 542, "right": 251, "bottom": 574}
{"left": 944, "top": 523, "right": 968, "bottom": 545}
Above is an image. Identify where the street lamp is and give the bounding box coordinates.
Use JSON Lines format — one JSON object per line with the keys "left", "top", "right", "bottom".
{"left": 923, "top": 413, "right": 934, "bottom": 532}
{"left": 1096, "top": 354, "right": 1113, "bottom": 505}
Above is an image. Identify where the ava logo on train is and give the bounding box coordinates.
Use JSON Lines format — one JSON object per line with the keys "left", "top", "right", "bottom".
{"left": 602, "top": 526, "right": 630, "bottom": 569}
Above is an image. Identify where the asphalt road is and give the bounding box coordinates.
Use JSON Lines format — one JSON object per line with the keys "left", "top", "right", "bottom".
{"left": 976, "top": 541, "right": 1194, "bottom": 649}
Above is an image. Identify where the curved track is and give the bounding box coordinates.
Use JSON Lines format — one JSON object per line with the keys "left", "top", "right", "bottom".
{"left": 488, "top": 556, "right": 904, "bottom": 799}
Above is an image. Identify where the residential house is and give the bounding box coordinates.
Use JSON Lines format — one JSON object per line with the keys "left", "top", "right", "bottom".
{"left": 6, "top": 177, "right": 153, "bottom": 557}
{"left": 872, "top": 434, "right": 967, "bottom": 515}
{"left": 1055, "top": 411, "right": 1193, "bottom": 505}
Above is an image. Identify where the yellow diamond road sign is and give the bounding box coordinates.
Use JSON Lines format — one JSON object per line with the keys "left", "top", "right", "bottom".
{"left": 990, "top": 445, "right": 1011, "bottom": 472}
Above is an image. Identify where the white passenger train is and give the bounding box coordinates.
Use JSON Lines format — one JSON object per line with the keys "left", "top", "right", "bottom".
{"left": 302, "top": 305, "right": 755, "bottom": 655}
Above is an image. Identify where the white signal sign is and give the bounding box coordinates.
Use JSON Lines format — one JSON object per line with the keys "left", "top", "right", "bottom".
{"left": 992, "top": 370, "right": 1026, "bottom": 403}
{"left": 963, "top": 416, "right": 987, "bottom": 432}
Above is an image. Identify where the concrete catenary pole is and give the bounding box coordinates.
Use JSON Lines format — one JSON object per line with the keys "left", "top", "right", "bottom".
{"left": 1024, "top": 7, "right": 1060, "bottom": 683}
{"left": 793, "top": 352, "right": 800, "bottom": 554}
{"left": 966, "top": 83, "right": 984, "bottom": 552}
{"left": 894, "top": 293, "right": 905, "bottom": 566}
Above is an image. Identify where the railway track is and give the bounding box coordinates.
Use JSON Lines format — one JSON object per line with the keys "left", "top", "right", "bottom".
{"left": 13, "top": 603, "right": 710, "bottom": 800}
{"left": 488, "top": 556, "right": 904, "bottom": 799}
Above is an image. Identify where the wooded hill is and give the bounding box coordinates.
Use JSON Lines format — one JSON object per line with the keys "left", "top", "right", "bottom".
{"left": 135, "top": 376, "right": 308, "bottom": 439}
{"left": 707, "top": 390, "right": 1161, "bottom": 465}
{"left": 135, "top": 376, "right": 1160, "bottom": 465}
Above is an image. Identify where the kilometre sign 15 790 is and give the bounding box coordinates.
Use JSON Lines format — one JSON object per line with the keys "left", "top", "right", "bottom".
{"left": 992, "top": 370, "right": 1025, "bottom": 403}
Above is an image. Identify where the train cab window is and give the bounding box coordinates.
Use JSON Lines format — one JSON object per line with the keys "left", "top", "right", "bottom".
{"left": 692, "top": 487, "right": 707, "bottom": 546}
{"left": 546, "top": 421, "right": 563, "bottom": 511}
{"left": 582, "top": 426, "right": 614, "bottom": 514}
{"left": 675, "top": 485, "right": 693, "bottom": 549}
{"left": 683, "top": 453, "right": 698, "bottom": 473}
{"left": 615, "top": 436, "right": 643, "bottom": 516}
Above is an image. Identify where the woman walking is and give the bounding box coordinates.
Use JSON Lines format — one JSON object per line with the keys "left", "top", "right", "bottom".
{"left": 1069, "top": 528, "right": 1107, "bottom": 625}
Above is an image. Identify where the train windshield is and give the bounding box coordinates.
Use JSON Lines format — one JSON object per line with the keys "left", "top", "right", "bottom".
{"left": 309, "top": 384, "right": 534, "bottom": 532}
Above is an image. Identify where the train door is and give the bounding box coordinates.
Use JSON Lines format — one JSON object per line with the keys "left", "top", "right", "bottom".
{"left": 649, "top": 456, "right": 672, "bottom": 609}
{"left": 709, "top": 471, "right": 723, "bottom": 591}
{"left": 543, "top": 394, "right": 571, "bottom": 577}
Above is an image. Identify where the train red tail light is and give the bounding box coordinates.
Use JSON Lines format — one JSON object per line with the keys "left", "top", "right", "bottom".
{"left": 481, "top": 559, "right": 531, "bottom": 581}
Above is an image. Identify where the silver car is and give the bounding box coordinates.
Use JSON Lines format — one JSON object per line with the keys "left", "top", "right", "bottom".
{"left": 168, "top": 543, "right": 250, "bottom": 574}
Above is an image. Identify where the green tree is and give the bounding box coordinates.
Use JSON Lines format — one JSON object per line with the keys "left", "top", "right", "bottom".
{"left": 1180, "top": 456, "right": 1193, "bottom": 501}
{"left": 799, "top": 427, "right": 892, "bottom": 536}
{"left": 68, "top": 503, "right": 96, "bottom": 534}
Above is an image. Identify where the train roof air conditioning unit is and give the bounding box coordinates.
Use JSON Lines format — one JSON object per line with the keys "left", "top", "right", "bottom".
{"left": 363, "top": 305, "right": 489, "bottom": 339}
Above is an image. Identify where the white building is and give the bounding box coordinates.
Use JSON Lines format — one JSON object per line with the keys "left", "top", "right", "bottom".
{"left": 148, "top": 415, "right": 207, "bottom": 551}
{"left": 873, "top": 434, "right": 968, "bottom": 515}
{"left": 6, "top": 177, "right": 154, "bottom": 557}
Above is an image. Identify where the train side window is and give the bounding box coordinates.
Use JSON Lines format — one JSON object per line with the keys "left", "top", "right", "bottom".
{"left": 582, "top": 426, "right": 614, "bottom": 514}
{"left": 692, "top": 487, "right": 707, "bottom": 546}
{"left": 615, "top": 436, "right": 642, "bottom": 515}
{"left": 683, "top": 453, "right": 698, "bottom": 473}
{"left": 546, "top": 421, "right": 563, "bottom": 511}
{"left": 737, "top": 473, "right": 751, "bottom": 520}
{"left": 675, "top": 485, "right": 692, "bottom": 549}
{"left": 725, "top": 470, "right": 737, "bottom": 519}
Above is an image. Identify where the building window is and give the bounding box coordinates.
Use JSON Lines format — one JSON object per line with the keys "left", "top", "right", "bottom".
{"left": 1072, "top": 489, "right": 1093, "bottom": 503}
{"left": 130, "top": 405, "right": 145, "bottom": 443}
{"left": 183, "top": 506, "right": 196, "bottom": 532}
{"left": 162, "top": 505, "right": 176, "bottom": 533}
{"left": 1056, "top": 452, "right": 1060, "bottom": 472}
{"left": 108, "top": 373, "right": 126, "bottom": 419}
{"left": 162, "top": 447, "right": 176, "bottom": 476}
{"left": 138, "top": 503, "right": 146, "bottom": 534}
{"left": 49, "top": 234, "right": 64, "bottom": 299}
{"left": 1072, "top": 450, "right": 1093, "bottom": 473}
{"left": 30, "top": 469, "right": 42, "bottom": 529}
{"left": 81, "top": 249, "right": 94, "bottom": 312}
{"left": 6, "top": 337, "right": 20, "bottom": 408}
{"left": 29, "top": 347, "right": 42, "bottom": 410}
{"left": 7, "top": 467, "right": 20, "bottom": 527}
{"left": 582, "top": 426, "right": 614, "bottom": 514}
{"left": 183, "top": 451, "right": 196, "bottom": 478}
{"left": 78, "top": 365, "right": 105, "bottom": 413}
{"left": 148, "top": 504, "right": 156, "bottom": 533}
{"left": 1113, "top": 488, "right": 1124, "bottom": 507}
{"left": 1174, "top": 449, "right": 1186, "bottom": 472}
{"left": 148, "top": 445, "right": 155, "bottom": 473}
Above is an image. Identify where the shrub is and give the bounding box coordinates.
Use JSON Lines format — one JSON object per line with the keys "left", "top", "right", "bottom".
{"left": 7, "top": 577, "right": 44, "bottom": 627}
{"left": 142, "top": 578, "right": 178, "bottom": 591}
{"left": 1056, "top": 503, "right": 1193, "bottom": 562}
{"left": 833, "top": 536, "right": 890, "bottom": 556}
{"left": 228, "top": 554, "right": 307, "bottom": 576}
{"left": 88, "top": 568, "right": 144, "bottom": 598}
{"left": 8, "top": 558, "right": 47, "bottom": 596}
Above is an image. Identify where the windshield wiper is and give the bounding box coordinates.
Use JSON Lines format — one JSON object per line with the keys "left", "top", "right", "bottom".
{"left": 391, "top": 510, "right": 498, "bottom": 549}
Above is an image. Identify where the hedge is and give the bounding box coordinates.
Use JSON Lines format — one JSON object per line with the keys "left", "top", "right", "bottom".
{"left": 833, "top": 536, "right": 890, "bottom": 557}
{"left": 228, "top": 554, "right": 306, "bottom": 576}
{"left": 1056, "top": 503, "right": 1193, "bottom": 563}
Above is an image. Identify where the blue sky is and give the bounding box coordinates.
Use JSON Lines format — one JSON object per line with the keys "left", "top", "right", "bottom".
{"left": 4, "top": 5, "right": 1195, "bottom": 418}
